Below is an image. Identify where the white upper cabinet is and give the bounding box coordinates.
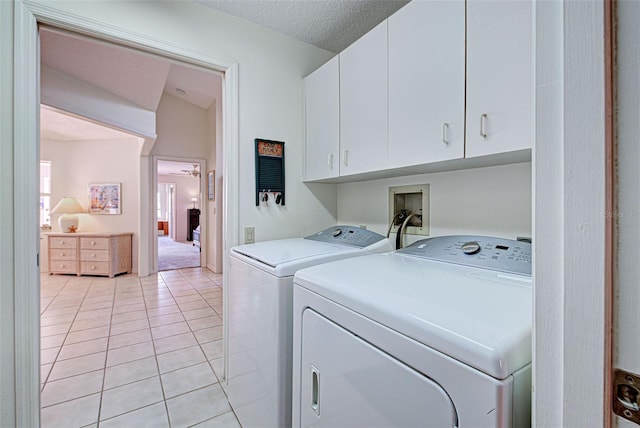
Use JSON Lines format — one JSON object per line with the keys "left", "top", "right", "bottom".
{"left": 465, "top": 0, "right": 533, "bottom": 158}
{"left": 388, "top": 0, "right": 465, "bottom": 168}
{"left": 339, "top": 20, "right": 388, "bottom": 176}
{"left": 303, "top": 56, "right": 340, "bottom": 181}
{"left": 302, "top": 1, "right": 533, "bottom": 183}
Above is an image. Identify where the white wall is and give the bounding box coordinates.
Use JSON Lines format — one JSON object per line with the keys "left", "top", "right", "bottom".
{"left": 61, "top": 0, "right": 339, "bottom": 243}
{"left": 153, "top": 93, "right": 208, "bottom": 159}
{"left": 41, "top": 136, "right": 141, "bottom": 272}
{"left": 158, "top": 174, "right": 199, "bottom": 243}
{"left": 615, "top": 2, "right": 640, "bottom": 427}
{"left": 337, "top": 163, "right": 532, "bottom": 242}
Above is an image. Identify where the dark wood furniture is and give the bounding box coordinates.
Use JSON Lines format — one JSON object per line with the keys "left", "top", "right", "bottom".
{"left": 187, "top": 209, "right": 200, "bottom": 241}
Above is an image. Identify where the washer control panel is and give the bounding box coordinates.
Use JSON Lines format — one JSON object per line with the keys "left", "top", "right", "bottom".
{"left": 398, "top": 235, "right": 531, "bottom": 276}
{"left": 305, "top": 226, "right": 386, "bottom": 248}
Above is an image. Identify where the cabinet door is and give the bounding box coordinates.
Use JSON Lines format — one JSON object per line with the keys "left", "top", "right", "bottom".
{"left": 466, "top": 0, "right": 533, "bottom": 158}
{"left": 304, "top": 56, "right": 340, "bottom": 181}
{"left": 388, "top": 1, "right": 465, "bottom": 168}
{"left": 339, "top": 21, "right": 388, "bottom": 176}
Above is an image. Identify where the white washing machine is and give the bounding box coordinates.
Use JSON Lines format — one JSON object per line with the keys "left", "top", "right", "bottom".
{"left": 292, "top": 235, "right": 532, "bottom": 427}
{"left": 227, "top": 226, "right": 392, "bottom": 428}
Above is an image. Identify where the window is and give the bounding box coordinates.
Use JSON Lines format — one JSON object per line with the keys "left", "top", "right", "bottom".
{"left": 40, "top": 161, "right": 51, "bottom": 227}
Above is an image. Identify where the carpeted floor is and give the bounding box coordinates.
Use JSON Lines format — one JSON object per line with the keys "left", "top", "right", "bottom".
{"left": 157, "top": 235, "right": 200, "bottom": 271}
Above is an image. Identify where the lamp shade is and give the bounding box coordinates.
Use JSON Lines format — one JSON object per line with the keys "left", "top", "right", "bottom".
{"left": 51, "top": 197, "right": 84, "bottom": 214}
{"left": 51, "top": 197, "right": 84, "bottom": 233}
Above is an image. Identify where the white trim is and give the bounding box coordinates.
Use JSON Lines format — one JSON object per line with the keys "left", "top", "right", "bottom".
{"left": 14, "top": 1, "right": 240, "bottom": 423}
{"left": 138, "top": 154, "right": 152, "bottom": 277}
{"left": 0, "top": 0, "right": 15, "bottom": 422}
{"left": 533, "top": 1, "right": 606, "bottom": 426}
{"left": 222, "top": 62, "right": 239, "bottom": 383}
{"left": 22, "top": 1, "right": 236, "bottom": 71}
{"left": 13, "top": 3, "right": 40, "bottom": 426}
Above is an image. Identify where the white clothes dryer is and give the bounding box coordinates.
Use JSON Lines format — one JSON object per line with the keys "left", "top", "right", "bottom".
{"left": 292, "top": 235, "right": 532, "bottom": 427}
{"left": 227, "top": 226, "right": 392, "bottom": 428}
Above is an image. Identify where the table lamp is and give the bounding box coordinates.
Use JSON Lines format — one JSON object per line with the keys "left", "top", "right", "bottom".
{"left": 51, "top": 197, "right": 84, "bottom": 233}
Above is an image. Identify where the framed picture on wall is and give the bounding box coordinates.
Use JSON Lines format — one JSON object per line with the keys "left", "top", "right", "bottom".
{"left": 89, "top": 183, "right": 122, "bottom": 214}
{"left": 208, "top": 170, "right": 215, "bottom": 201}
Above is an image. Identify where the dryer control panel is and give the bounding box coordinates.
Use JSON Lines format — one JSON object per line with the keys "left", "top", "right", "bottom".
{"left": 399, "top": 235, "right": 531, "bottom": 276}
{"left": 305, "top": 226, "right": 386, "bottom": 248}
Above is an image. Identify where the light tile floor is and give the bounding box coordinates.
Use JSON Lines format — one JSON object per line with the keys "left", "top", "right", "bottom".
{"left": 40, "top": 268, "right": 240, "bottom": 428}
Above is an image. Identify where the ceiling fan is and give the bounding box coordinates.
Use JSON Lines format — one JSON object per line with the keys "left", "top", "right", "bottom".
{"left": 170, "top": 164, "right": 201, "bottom": 177}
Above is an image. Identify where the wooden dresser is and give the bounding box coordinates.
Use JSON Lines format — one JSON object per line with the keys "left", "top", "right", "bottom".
{"left": 47, "top": 232, "right": 133, "bottom": 277}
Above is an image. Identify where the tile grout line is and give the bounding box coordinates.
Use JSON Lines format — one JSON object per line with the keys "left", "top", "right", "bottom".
{"left": 41, "top": 277, "right": 95, "bottom": 392}
{"left": 90, "top": 275, "right": 167, "bottom": 426}
{"left": 174, "top": 268, "right": 237, "bottom": 423}
{"left": 94, "top": 277, "right": 119, "bottom": 427}
{"left": 162, "top": 268, "right": 230, "bottom": 426}
{"left": 40, "top": 275, "right": 73, "bottom": 392}
{"left": 41, "top": 270, "right": 229, "bottom": 427}
{"left": 142, "top": 273, "right": 174, "bottom": 428}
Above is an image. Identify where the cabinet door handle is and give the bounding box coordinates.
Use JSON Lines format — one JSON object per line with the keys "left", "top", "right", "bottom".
{"left": 342, "top": 149, "right": 349, "bottom": 167}
{"left": 442, "top": 122, "right": 450, "bottom": 145}
{"left": 328, "top": 153, "right": 334, "bottom": 169}
{"left": 311, "top": 365, "right": 320, "bottom": 415}
{"left": 480, "top": 113, "right": 488, "bottom": 139}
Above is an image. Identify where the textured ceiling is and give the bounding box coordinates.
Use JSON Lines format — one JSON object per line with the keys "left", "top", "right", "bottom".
{"left": 196, "top": 0, "right": 409, "bottom": 53}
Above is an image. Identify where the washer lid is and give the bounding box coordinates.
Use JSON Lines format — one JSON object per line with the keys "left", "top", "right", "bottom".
{"left": 231, "top": 238, "right": 361, "bottom": 277}
{"left": 294, "top": 252, "right": 532, "bottom": 379}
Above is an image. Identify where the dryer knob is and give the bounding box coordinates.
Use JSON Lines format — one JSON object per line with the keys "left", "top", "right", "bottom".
{"left": 461, "top": 241, "right": 481, "bottom": 255}
{"left": 332, "top": 228, "right": 343, "bottom": 237}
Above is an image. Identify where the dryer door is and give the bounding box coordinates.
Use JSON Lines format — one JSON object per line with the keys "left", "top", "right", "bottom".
{"left": 299, "top": 309, "right": 458, "bottom": 427}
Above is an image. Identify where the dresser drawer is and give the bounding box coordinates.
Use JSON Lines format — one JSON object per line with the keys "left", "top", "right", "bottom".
{"left": 49, "top": 237, "right": 77, "bottom": 249}
{"left": 50, "top": 261, "right": 77, "bottom": 274}
{"left": 80, "top": 261, "right": 109, "bottom": 275}
{"left": 80, "top": 249, "right": 109, "bottom": 262}
{"left": 80, "top": 237, "right": 110, "bottom": 250}
{"left": 50, "top": 250, "right": 76, "bottom": 261}
{"left": 48, "top": 232, "right": 132, "bottom": 277}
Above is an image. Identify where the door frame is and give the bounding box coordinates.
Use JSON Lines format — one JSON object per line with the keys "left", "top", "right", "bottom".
{"left": 154, "top": 155, "right": 207, "bottom": 272}
{"left": 12, "top": 1, "right": 239, "bottom": 425}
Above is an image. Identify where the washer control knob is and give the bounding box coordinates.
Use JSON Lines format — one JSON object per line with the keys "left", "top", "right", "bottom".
{"left": 461, "top": 241, "right": 481, "bottom": 255}
{"left": 332, "top": 228, "right": 343, "bottom": 237}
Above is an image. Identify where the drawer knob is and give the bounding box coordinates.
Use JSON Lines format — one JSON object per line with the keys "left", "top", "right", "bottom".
{"left": 59, "top": 252, "right": 64, "bottom": 256}
{"left": 59, "top": 264, "right": 65, "bottom": 268}
{"left": 92, "top": 254, "right": 96, "bottom": 258}
{"left": 91, "top": 266, "right": 96, "bottom": 270}
{"left": 91, "top": 242, "right": 96, "bottom": 246}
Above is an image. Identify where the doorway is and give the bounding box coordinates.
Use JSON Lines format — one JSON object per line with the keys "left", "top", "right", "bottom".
{"left": 22, "top": 14, "right": 233, "bottom": 425}
{"left": 156, "top": 159, "right": 205, "bottom": 271}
